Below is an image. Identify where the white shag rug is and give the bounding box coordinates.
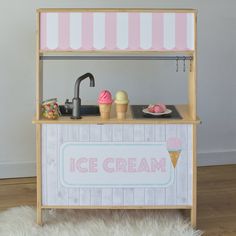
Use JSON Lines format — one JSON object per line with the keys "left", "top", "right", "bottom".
{"left": 0, "top": 206, "right": 202, "bottom": 236}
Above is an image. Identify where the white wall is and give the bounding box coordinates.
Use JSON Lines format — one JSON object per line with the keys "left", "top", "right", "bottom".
{"left": 0, "top": 0, "right": 235, "bottom": 178}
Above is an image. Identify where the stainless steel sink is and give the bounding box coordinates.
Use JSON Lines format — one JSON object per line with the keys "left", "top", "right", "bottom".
{"left": 59, "top": 105, "right": 100, "bottom": 116}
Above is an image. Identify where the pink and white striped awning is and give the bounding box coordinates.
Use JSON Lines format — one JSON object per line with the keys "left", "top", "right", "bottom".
{"left": 40, "top": 12, "right": 195, "bottom": 51}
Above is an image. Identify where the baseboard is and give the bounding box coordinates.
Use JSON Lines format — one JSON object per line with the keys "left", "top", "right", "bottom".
{"left": 0, "top": 150, "right": 235, "bottom": 178}
{"left": 198, "top": 150, "right": 236, "bottom": 166}
{"left": 0, "top": 161, "right": 36, "bottom": 179}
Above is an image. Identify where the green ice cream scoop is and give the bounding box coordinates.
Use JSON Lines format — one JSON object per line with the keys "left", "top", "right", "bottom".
{"left": 115, "top": 90, "right": 129, "bottom": 104}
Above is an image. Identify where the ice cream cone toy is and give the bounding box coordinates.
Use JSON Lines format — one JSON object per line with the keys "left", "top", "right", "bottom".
{"left": 114, "top": 90, "right": 129, "bottom": 120}
{"left": 167, "top": 138, "right": 182, "bottom": 168}
{"left": 98, "top": 90, "right": 113, "bottom": 120}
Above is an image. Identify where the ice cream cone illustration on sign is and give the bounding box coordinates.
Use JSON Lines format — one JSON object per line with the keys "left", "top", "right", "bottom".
{"left": 167, "top": 138, "right": 182, "bottom": 168}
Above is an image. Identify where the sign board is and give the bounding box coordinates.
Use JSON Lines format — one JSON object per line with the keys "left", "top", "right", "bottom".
{"left": 59, "top": 142, "right": 174, "bottom": 188}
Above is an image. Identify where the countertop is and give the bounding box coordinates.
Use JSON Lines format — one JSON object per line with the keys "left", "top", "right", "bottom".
{"left": 32, "top": 104, "right": 201, "bottom": 125}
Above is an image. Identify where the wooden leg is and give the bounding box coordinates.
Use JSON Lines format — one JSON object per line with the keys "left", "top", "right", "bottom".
{"left": 191, "top": 207, "right": 196, "bottom": 227}
{"left": 191, "top": 124, "right": 197, "bottom": 228}
{"left": 37, "top": 206, "right": 42, "bottom": 225}
{"left": 36, "top": 125, "right": 43, "bottom": 225}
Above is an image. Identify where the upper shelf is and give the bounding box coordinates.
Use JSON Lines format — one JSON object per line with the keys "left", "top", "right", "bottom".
{"left": 38, "top": 9, "right": 196, "bottom": 53}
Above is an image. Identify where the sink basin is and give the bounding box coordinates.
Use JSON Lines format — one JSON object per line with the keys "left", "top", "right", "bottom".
{"left": 59, "top": 105, "right": 100, "bottom": 116}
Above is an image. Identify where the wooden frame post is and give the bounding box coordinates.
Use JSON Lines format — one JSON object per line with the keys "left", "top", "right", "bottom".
{"left": 36, "top": 124, "right": 42, "bottom": 225}
{"left": 191, "top": 124, "right": 197, "bottom": 227}
{"left": 189, "top": 12, "right": 197, "bottom": 227}
{"left": 36, "top": 11, "right": 43, "bottom": 120}
{"left": 188, "top": 12, "right": 197, "bottom": 120}
{"left": 36, "top": 11, "right": 43, "bottom": 225}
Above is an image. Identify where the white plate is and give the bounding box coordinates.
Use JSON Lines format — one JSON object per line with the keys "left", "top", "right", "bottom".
{"left": 142, "top": 108, "right": 172, "bottom": 116}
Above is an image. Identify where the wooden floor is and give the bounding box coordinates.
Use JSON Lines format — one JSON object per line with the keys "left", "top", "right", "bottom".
{"left": 0, "top": 165, "right": 236, "bottom": 235}
{"left": 197, "top": 165, "right": 236, "bottom": 236}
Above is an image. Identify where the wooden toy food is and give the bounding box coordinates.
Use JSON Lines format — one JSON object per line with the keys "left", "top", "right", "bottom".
{"left": 98, "top": 90, "right": 113, "bottom": 120}
{"left": 115, "top": 90, "right": 129, "bottom": 120}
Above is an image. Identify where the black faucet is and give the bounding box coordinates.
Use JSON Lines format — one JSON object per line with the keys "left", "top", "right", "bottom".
{"left": 71, "top": 73, "right": 95, "bottom": 119}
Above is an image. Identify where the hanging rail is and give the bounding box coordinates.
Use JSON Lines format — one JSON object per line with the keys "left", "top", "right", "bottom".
{"left": 39, "top": 55, "right": 193, "bottom": 72}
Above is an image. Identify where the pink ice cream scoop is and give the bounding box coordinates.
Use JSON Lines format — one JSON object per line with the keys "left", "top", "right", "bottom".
{"left": 167, "top": 138, "right": 182, "bottom": 151}
{"left": 98, "top": 90, "right": 113, "bottom": 104}
{"left": 148, "top": 104, "right": 166, "bottom": 113}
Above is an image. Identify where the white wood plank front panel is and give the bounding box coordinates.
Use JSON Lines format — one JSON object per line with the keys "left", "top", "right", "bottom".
{"left": 42, "top": 124, "right": 193, "bottom": 206}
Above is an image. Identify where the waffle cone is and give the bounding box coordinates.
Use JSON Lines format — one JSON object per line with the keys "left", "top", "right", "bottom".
{"left": 116, "top": 103, "right": 128, "bottom": 120}
{"left": 168, "top": 151, "right": 181, "bottom": 168}
{"left": 99, "top": 104, "right": 111, "bottom": 120}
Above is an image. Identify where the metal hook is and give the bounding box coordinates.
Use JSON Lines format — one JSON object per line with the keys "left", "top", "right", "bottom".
{"left": 176, "top": 57, "right": 179, "bottom": 72}
{"left": 183, "top": 56, "right": 186, "bottom": 72}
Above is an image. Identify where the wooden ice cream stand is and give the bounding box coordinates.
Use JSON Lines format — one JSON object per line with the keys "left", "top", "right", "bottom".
{"left": 33, "top": 8, "right": 200, "bottom": 226}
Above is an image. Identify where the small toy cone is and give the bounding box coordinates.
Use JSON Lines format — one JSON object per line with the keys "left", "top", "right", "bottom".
{"left": 168, "top": 151, "right": 181, "bottom": 168}
{"left": 99, "top": 104, "right": 111, "bottom": 120}
{"left": 116, "top": 104, "right": 128, "bottom": 120}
